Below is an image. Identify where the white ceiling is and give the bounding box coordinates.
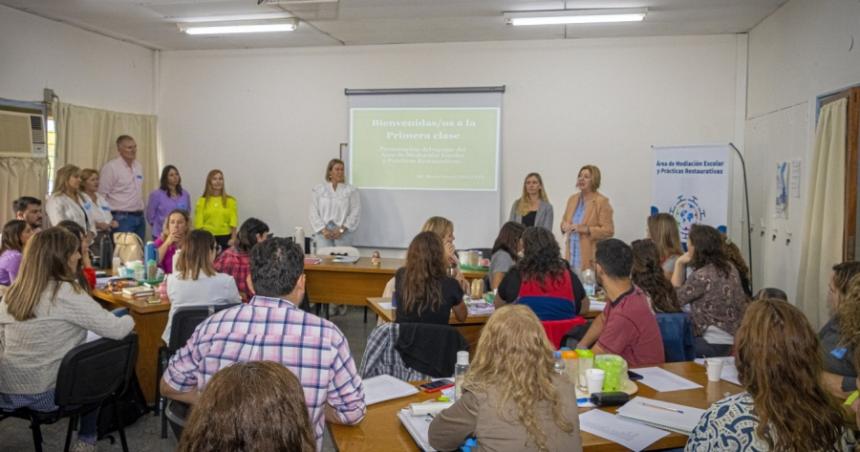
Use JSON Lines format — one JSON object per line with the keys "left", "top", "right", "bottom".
{"left": 0, "top": 0, "right": 786, "bottom": 51}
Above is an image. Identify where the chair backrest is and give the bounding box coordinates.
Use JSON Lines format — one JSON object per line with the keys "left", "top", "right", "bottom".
{"left": 656, "top": 312, "right": 695, "bottom": 362}
{"left": 168, "top": 303, "right": 239, "bottom": 351}
{"left": 54, "top": 334, "right": 138, "bottom": 408}
{"left": 542, "top": 317, "right": 587, "bottom": 349}
{"left": 317, "top": 246, "right": 360, "bottom": 257}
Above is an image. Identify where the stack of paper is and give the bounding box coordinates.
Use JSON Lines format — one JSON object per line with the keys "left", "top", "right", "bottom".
{"left": 466, "top": 300, "right": 494, "bottom": 316}
{"left": 616, "top": 396, "right": 705, "bottom": 435}
{"left": 634, "top": 367, "right": 703, "bottom": 392}
{"left": 579, "top": 409, "right": 670, "bottom": 451}
{"left": 398, "top": 409, "right": 436, "bottom": 451}
{"left": 363, "top": 375, "right": 419, "bottom": 405}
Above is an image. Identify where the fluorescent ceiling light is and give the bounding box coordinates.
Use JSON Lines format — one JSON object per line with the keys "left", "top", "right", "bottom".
{"left": 174, "top": 13, "right": 294, "bottom": 24}
{"left": 179, "top": 19, "right": 298, "bottom": 35}
{"left": 505, "top": 8, "right": 647, "bottom": 26}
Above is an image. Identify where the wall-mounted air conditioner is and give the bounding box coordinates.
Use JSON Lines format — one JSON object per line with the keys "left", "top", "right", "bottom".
{"left": 0, "top": 109, "right": 46, "bottom": 158}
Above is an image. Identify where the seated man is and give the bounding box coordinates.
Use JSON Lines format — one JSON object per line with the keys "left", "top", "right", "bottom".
{"left": 577, "top": 239, "right": 665, "bottom": 367}
{"left": 161, "top": 237, "right": 366, "bottom": 449}
{"left": 13, "top": 196, "right": 43, "bottom": 232}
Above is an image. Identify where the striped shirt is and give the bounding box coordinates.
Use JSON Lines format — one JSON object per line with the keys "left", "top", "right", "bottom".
{"left": 163, "top": 295, "right": 366, "bottom": 450}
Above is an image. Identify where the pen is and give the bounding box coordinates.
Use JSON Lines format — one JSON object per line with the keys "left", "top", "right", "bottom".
{"left": 640, "top": 402, "right": 684, "bottom": 414}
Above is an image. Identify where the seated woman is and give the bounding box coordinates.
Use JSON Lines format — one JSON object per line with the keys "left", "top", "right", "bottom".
{"left": 0, "top": 227, "right": 134, "bottom": 451}
{"left": 0, "top": 220, "right": 32, "bottom": 285}
{"left": 819, "top": 261, "right": 860, "bottom": 399}
{"left": 161, "top": 230, "right": 241, "bottom": 343}
{"left": 214, "top": 217, "right": 269, "bottom": 302}
{"left": 631, "top": 239, "right": 681, "bottom": 313}
{"left": 672, "top": 224, "right": 748, "bottom": 357}
{"left": 723, "top": 236, "right": 753, "bottom": 298}
{"left": 56, "top": 220, "right": 96, "bottom": 291}
{"left": 497, "top": 227, "right": 587, "bottom": 321}
{"left": 421, "top": 216, "right": 469, "bottom": 293}
{"left": 429, "top": 304, "right": 581, "bottom": 452}
{"left": 489, "top": 222, "right": 526, "bottom": 290}
{"left": 178, "top": 361, "right": 315, "bottom": 452}
{"left": 647, "top": 213, "right": 683, "bottom": 280}
{"left": 155, "top": 209, "right": 190, "bottom": 274}
{"left": 395, "top": 231, "right": 467, "bottom": 324}
{"left": 686, "top": 299, "right": 844, "bottom": 451}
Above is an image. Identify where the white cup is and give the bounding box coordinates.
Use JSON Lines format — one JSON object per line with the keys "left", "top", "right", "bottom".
{"left": 586, "top": 368, "right": 605, "bottom": 394}
{"left": 705, "top": 358, "right": 724, "bottom": 382}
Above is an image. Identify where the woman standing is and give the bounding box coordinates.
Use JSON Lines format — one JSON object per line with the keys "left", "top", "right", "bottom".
{"left": 0, "top": 220, "right": 32, "bottom": 285}
{"left": 509, "top": 173, "right": 554, "bottom": 231}
{"left": 194, "top": 170, "right": 237, "bottom": 251}
{"left": 80, "top": 168, "right": 117, "bottom": 266}
{"left": 0, "top": 228, "right": 134, "bottom": 451}
{"left": 310, "top": 158, "right": 360, "bottom": 247}
{"left": 429, "top": 304, "right": 582, "bottom": 452}
{"left": 631, "top": 239, "right": 681, "bottom": 313}
{"left": 647, "top": 213, "right": 683, "bottom": 279}
{"left": 561, "top": 165, "right": 614, "bottom": 273}
{"left": 147, "top": 165, "right": 192, "bottom": 239}
{"left": 45, "top": 164, "right": 95, "bottom": 236}
{"left": 155, "top": 209, "right": 190, "bottom": 274}
{"left": 672, "top": 224, "right": 749, "bottom": 357}
{"left": 394, "top": 231, "right": 467, "bottom": 325}
{"left": 686, "top": 299, "right": 844, "bottom": 451}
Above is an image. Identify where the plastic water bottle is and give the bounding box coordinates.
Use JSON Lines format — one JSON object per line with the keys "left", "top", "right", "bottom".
{"left": 553, "top": 351, "right": 566, "bottom": 375}
{"left": 582, "top": 268, "right": 596, "bottom": 298}
{"left": 294, "top": 226, "right": 306, "bottom": 254}
{"left": 454, "top": 351, "right": 470, "bottom": 401}
{"left": 145, "top": 241, "right": 157, "bottom": 264}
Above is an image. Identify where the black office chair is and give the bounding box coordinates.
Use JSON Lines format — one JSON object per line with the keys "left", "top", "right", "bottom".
{"left": 1, "top": 334, "right": 138, "bottom": 452}
{"left": 155, "top": 302, "right": 239, "bottom": 438}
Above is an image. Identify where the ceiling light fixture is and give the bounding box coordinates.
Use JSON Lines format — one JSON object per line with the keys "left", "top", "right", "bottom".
{"left": 174, "top": 12, "right": 294, "bottom": 23}
{"left": 179, "top": 18, "right": 298, "bottom": 35}
{"left": 504, "top": 8, "right": 647, "bottom": 26}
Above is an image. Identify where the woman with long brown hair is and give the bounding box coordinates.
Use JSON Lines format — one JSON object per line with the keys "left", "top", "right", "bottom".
{"left": 647, "top": 213, "right": 683, "bottom": 279}
{"left": 161, "top": 229, "right": 240, "bottom": 343}
{"left": 561, "top": 164, "right": 614, "bottom": 273}
{"left": 194, "top": 169, "right": 237, "bottom": 251}
{"left": 178, "top": 361, "right": 315, "bottom": 452}
{"left": 0, "top": 220, "right": 32, "bottom": 285}
{"left": 46, "top": 164, "right": 95, "bottom": 236}
{"left": 429, "top": 304, "right": 581, "bottom": 451}
{"left": 819, "top": 262, "right": 860, "bottom": 399}
{"left": 631, "top": 239, "right": 681, "bottom": 313}
{"left": 421, "top": 216, "right": 469, "bottom": 292}
{"left": 509, "top": 172, "right": 554, "bottom": 231}
{"left": 0, "top": 227, "right": 134, "bottom": 451}
{"left": 686, "top": 299, "right": 845, "bottom": 451}
{"left": 489, "top": 221, "right": 526, "bottom": 290}
{"left": 395, "top": 231, "right": 467, "bottom": 324}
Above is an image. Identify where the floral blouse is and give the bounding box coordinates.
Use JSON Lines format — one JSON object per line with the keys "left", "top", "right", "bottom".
{"left": 676, "top": 264, "right": 749, "bottom": 336}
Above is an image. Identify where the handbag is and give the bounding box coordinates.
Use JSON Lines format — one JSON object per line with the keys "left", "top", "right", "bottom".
{"left": 113, "top": 232, "right": 143, "bottom": 264}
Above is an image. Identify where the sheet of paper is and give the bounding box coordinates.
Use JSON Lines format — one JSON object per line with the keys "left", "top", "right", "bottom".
{"left": 694, "top": 357, "right": 741, "bottom": 385}
{"left": 398, "top": 409, "right": 435, "bottom": 451}
{"left": 579, "top": 409, "right": 670, "bottom": 451}
{"left": 589, "top": 300, "right": 607, "bottom": 311}
{"left": 362, "top": 374, "right": 419, "bottom": 405}
{"left": 466, "top": 301, "right": 494, "bottom": 316}
{"left": 634, "top": 366, "right": 702, "bottom": 392}
{"left": 617, "top": 396, "right": 706, "bottom": 435}
{"left": 378, "top": 301, "right": 394, "bottom": 311}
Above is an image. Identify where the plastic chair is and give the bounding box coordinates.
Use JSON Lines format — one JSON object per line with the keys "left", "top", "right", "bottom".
{"left": 656, "top": 312, "right": 695, "bottom": 362}
{"left": 542, "top": 317, "right": 587, "bottom": 349}
{"left": 2, "top": 334, "right": 138, "bottom": 452}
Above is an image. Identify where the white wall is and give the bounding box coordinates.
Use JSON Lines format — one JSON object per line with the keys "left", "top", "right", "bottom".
{"left": 158, "top": 35, "right": 742, "bottom": 253}
{"left": 0, "top": 5, "right": 155, "bottom": 114}
{"left": 745, "top": 0, "right": 860, "bottom": 302}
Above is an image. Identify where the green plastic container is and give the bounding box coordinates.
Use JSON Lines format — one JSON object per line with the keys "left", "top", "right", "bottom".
{"left": 594, "top": 354, "right": 628, "bottom": 392}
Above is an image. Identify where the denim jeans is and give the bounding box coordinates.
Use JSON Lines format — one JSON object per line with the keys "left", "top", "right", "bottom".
{"left": 112, "top": 212, "right": 146, "bottom": 243}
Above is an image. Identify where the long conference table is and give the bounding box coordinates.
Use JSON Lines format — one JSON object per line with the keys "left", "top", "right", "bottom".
{"left": 329, "top": 361, "right": 743, "bottom": 452}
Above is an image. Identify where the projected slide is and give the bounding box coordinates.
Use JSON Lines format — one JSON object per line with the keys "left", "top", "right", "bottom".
{"left": 350, "top": 108, "right": 499, "bottom": 191}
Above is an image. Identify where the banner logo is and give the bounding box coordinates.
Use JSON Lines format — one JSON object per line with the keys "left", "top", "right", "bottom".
{"left": 669, "top": 194, "right": 706, "bottom": 241}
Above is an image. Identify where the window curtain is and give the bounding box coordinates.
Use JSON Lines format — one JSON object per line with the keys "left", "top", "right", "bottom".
{"left": 797, "top": 98, "right": 847, "bottom": 328}
{"left": 0, "top": 157, "right": 48, "bottom": 226}
{"left": 54, "top": 101, "right": 159, "bottom": 197}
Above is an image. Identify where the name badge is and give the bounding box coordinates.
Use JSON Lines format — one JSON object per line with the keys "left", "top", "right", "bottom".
{"left": 831, "top": 347, "right": 848, "bottom": 360}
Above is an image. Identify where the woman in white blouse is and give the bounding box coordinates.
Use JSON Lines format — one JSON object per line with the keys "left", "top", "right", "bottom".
{"left": 80, "top": 168, "right": 118, "bottom": 233}
{"left": 309, "top": 158, "right": 361, "bottom": 247}
{"left": 45, "top": 164, "right": 96, "bottom": 236}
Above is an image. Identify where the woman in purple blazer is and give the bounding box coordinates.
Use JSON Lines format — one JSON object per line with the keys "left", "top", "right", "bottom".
{"left": 146, "top": 165, "right": 192, "bottom": 239}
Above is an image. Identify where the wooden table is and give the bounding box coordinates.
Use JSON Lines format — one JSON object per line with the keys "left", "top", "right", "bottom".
{"left": 329, "top": 362, "right": 742, "bottom": 452}
{"left": 367, "top": 297, "right": 491, "bottom": 351}
{"left": 91, "top": 288, "right": 169, "bottom": 406}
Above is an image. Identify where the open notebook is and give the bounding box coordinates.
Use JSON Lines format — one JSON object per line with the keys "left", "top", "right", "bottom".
{"left": 398, "top": 409, "right": 436, "bottom": 451}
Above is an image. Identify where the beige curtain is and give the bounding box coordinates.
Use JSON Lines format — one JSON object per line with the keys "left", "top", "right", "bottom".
{"left": 797, "top": 98, "right": 847, "bottom": 329}
{"left": 0, "top": 157, "right": 48, "bottom": 226}
{"left": 54, "top": 102, "right": 158, "bottom": 197}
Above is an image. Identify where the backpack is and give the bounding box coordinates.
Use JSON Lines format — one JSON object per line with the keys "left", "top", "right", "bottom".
{"left": 113, "top": 232, "right": 143, "bottom": 264}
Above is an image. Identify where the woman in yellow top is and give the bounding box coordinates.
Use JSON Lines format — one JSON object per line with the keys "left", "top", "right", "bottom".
{"left": 560, "top": 165, "right": 614, "bottom": 273}
{"left": 194, "top": 169, "right": 237, "bottom": 252}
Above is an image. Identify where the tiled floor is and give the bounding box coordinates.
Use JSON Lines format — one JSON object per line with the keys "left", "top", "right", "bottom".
{"left": 0, "top": 306, "right": 377, "bottom": 452}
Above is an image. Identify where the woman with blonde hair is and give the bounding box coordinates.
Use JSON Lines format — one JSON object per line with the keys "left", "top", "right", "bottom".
{"left": 509, "top": 172, "right": 554, "bottom": 231}
{"left": 561, "top": 165, "right": 614, "bottom": 273}
{"left": 395, "top": 231, "right": 467, "bottom": 324}
{"left": 686, "top": 299, "right": 845, "bottom": 451}
{"left": 155, "top": 209, "right": 190, "bottom": 274}
{"left": 819, "top": 262, "right": 860, "bottom": 398}
{"left": 429, "top": 304, "right": 581, "bottom": 451}
{"left": 46, "top": 164, "right": 95, "bottom": 236}
{"left": 309, "top": 158, "right": 360, "bottom": 247}
{"left": 647, "top": 213, "right": 683, "bottom": 279}
{"left": 161, "top": 230, "right": 240, "bottom": 343}
{"left": 0, "top": 227, "right": 134, "bottom": 451}
{"left": 194, "top": 169, "right": 237, "bottom": 252}
{"left": 421, "top": 216, "right": 469, "bottom": 292}
{"left": 178, "top": 361, "right": 315, "bottom": 452}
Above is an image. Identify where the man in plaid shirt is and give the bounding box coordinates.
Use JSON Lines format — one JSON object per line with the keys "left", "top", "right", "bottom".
{"left": 161, "top": 237, "right": 365, "bottom": 449}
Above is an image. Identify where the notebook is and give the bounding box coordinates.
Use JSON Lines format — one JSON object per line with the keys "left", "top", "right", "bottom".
{"left": 397, "top": 409, "right": 436, "bottom": 451}
{"left": 616, "top": 396, "right": 705, "bottom": 434}
{"left": 363, "top": 374, "right": 419, "bottom": 405}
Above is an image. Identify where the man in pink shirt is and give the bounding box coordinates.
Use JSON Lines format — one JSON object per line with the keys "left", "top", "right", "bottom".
{"left": 577, "top": 239, "right": 665, "bottom": 367}
{"left": 99, "top": 135, "right": 145, "bottom": 240}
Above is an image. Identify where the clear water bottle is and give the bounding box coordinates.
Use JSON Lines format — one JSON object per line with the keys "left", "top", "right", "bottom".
{"left": 582, "top": 268, "right": 596, "bottom": 298}
{"left": 454, "top": 351, "right": 470, "bottom": 401}
{"left": 553, "top": 351, "right": 566, "bottom": 375}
